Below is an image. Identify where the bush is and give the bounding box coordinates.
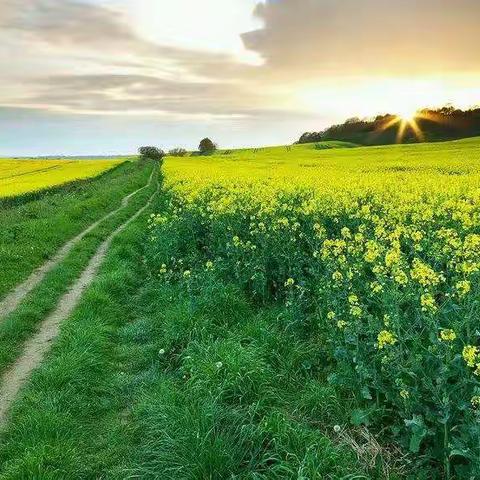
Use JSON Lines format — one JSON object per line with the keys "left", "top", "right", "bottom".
{"left": 138, "top": 146, "right": 165, "bottom": 163}
{"left": 198, "top": 138, "right": 217, "bottom": 155}
{"left": 169, "top": 148, "right": 188, "bottom": 157}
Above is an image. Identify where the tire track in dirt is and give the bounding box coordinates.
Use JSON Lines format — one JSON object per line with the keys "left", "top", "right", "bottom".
{"left": 0, "top": 169, "right": 159, "bottom": 428}
{"left": 0, "top": 166, "right": 155, "bottom": 321}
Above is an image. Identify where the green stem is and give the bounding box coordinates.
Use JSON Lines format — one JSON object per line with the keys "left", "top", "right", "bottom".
{"left": 444, "top": 421, "right": 451, "bottom": 480}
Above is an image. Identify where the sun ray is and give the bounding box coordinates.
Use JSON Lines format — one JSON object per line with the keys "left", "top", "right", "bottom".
{"left": 379, "top": 116, "right": 401, "bottom": 132}
{"left": 375, "top": 107, "right": 446, "bottom": 143}
{"left": 396, "top": 120, "right": 408, "bottom": 143}
{"left": 409, "top": 118, "right": 425, "bottom": 142}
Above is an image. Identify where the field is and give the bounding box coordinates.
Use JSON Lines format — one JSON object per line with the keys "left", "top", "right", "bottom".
{"left": 0, "top": 158, "right": 124, "bottom": 198}
{"left": 151, "top": 137, "right": 480, "bottom": 478}
{"left": 0, "top": 138, "right": 479, "bottom": 478}
{"left": 165, "top": 137, "right": 480, "bottom": 195}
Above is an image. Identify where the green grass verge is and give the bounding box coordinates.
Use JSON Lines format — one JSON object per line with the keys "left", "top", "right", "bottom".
{"left": 0, "top": 192, "right": 405, "bottom": 479}
{"left": 0, "top": 166, "right": 158, "bottom": 377}
{"left": 0, "top": 160, "right": 151, "bottom": 299}
{"left": 0, "top": 195, "right": 155, "bottom": 478}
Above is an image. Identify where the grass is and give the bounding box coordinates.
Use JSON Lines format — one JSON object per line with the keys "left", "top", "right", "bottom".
{"left": 0, "top": 214, "right": 150, "bottom": 478}
{"left": 0, "top": 160, "right": 152, "bottom": 299}
{"left": 0, "top": 165, "right": 158, "bottom": 377}
{"left": 0, "top": 158, "right": 124, "bottom": 198}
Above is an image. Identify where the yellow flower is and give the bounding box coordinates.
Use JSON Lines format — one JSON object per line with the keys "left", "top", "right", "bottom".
{"left": 332, "top": 271, "right": 343, "bottom": 282}
{"left": 350, "top": 305, "right": 362, "bottom": 317}
{"left": 370, "top": 281, "right": 383, "bottom": 293}
{"left": 377, "top": 330, "right": 397, "bottom": 349}
{"left": 337, "top": 320, "right": 348, "bottom": 330}
{"left": 327, "top": 311, "right": 336, "bottom": 320}
{"left": 410, "top": 258, "right": 442, "bottom": 287}
{"left": 364, "top": 241, "right": 381, "bottom": 263}
{"left": 463, "top": 345, "right": 478, "bottom": 368}
{"left": 420, "top": 293, "right": 437, "bottom": 313}
{"left": 400, "top": 389, "right": 410, "bottom": 400}
{"left": 471, "top": 396, "right": 480, "bottom": 409}
{"left": 385, "top": 244, "right": 401, "bottom": 268}
{"left": 159, "top": 264, "right": 167, "bottom": 274}
{"left": 411, "top": 230, "right": 424, "bottom": 242}
{"left": 205, "top": 261, "right": 214, "bottom": 270}
{"left": 348, "top": 294, "right": 358, "bottom": 304}
{"left": 393, "top": 269, "right": 408, "bottom": 286}
{"left": 439, "top": 329, "right": 456, "bottom": 342}
{"left": 183, "top": 270, "right": 191, "bottom": 278}
{"left": 284, "top": 278, "right": 295, "bottom": 287}
{"left": 456, "top": 280, "right": 471, "bottom": 297}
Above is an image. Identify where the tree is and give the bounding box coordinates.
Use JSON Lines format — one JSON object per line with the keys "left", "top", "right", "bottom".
{"left": 198, "top": 138, "right": 217, "bottom": 155}
{"left": 138, "top": 146, "right": 165, "bottom": 162}
{"left": 168, "top": 148, "right": 188, "bottom": 157}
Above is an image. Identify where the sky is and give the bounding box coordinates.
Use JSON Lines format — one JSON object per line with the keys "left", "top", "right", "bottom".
{"left": 1, "top": 0, "right": 479, "bottom": 156}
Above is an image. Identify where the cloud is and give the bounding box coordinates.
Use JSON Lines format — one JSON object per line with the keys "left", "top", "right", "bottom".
{"left": 1, "top": 0, "right": 479, "bottom": 123}
{"left": 242, "top": 0, "right": 480, "bottom": 77}
{"left": 1, "top": 0, "right": 134, "bottom": 46}
{"left": 7, "top": 74, "right": 271, "bottom": 117}
{"left": 0, "top": 0, "right": 262, "bottom": 118}
{"left": 0, "top": 0, "right": 252, "bottom": 80}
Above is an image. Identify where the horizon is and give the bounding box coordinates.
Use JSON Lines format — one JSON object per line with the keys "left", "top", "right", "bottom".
{"left": 1, "top": 0, "right": 480, "bottom": 156}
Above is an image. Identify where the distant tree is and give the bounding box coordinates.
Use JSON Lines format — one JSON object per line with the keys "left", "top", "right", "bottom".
{"left": 297, "top": 106, "right": 480, "bottom": 146}
{"left": 297, "top": 132, "right": 324, "bottom": 144}
{"left": 138, "top": 146, "right": 165, "bottom": 163}
{"left": 198, "top": 138, "right": 217, "bottom": 155}
{"left": 169, "top": 148, "right": 188, "bottom": 157}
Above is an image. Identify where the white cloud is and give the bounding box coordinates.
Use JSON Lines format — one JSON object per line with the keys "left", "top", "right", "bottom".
{"left": 118, "top": 0, "right": 261, "bottom": 62}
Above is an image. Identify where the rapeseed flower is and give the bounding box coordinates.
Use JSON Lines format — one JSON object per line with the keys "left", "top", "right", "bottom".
{"left": 439, "top": 329, "right": 456, "bottom": 342}
{"left": 377, "top": 330, "right": 397, "bottom": 349}
{"left": 456, "top": 280, "right": 471, "bottom": 297}
{"left": 463, "top": 345, "right": 478, "bottom": 368}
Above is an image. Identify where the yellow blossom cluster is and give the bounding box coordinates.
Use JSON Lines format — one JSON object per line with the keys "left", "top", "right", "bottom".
{"left": 377, "top": 330, "right": 397, "bottom": 349}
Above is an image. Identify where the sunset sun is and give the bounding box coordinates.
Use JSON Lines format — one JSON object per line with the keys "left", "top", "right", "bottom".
{"left": 396, "top": 106, "right": 419, "bottom": 122}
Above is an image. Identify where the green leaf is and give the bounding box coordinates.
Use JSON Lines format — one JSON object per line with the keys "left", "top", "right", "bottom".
{"left": 361, "top": 386, "right": 372, "bottom": 400}
{"left": 449, "top": 448, "right": 470, "bottom": 460}
{"left": 351, "top": 408, "right": 370, "bottom": 426}
{"left": 405, "top": 415, "right": 427, "bottom": 453}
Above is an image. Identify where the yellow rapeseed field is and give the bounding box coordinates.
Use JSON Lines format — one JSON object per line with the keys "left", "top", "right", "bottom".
{"left": 150, "top": 137, "right": 480, "bottom": 470}
{"left": 0, "top": 159, "right": 123, "bottom": 198}
{"left": 164, "top": 137, "right": 480, "bottom": 200}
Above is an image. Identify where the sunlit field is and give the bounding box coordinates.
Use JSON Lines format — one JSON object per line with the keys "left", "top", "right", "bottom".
{"left": 164, "top": 137, "right": 480, "bottom": 198}
{"left": 0, "top": 159, "right": 124, "bottom": 198}
{"left": 145, "top": 137, "right": 480, "bottom": 477}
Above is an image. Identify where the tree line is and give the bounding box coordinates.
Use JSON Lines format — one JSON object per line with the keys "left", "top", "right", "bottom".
{"left": 139, "top": 138, "right": 217, "bottom": 161}
{"left": 298, "top": 106, "right": 480, "bottom": 145}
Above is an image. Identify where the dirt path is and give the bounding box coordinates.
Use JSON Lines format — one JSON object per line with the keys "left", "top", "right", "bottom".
{"left": 0, "top": 166, "right": 155, "bottom": 322}
{"left": 0, "top": 171, "right": 159, "bottom": 428}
